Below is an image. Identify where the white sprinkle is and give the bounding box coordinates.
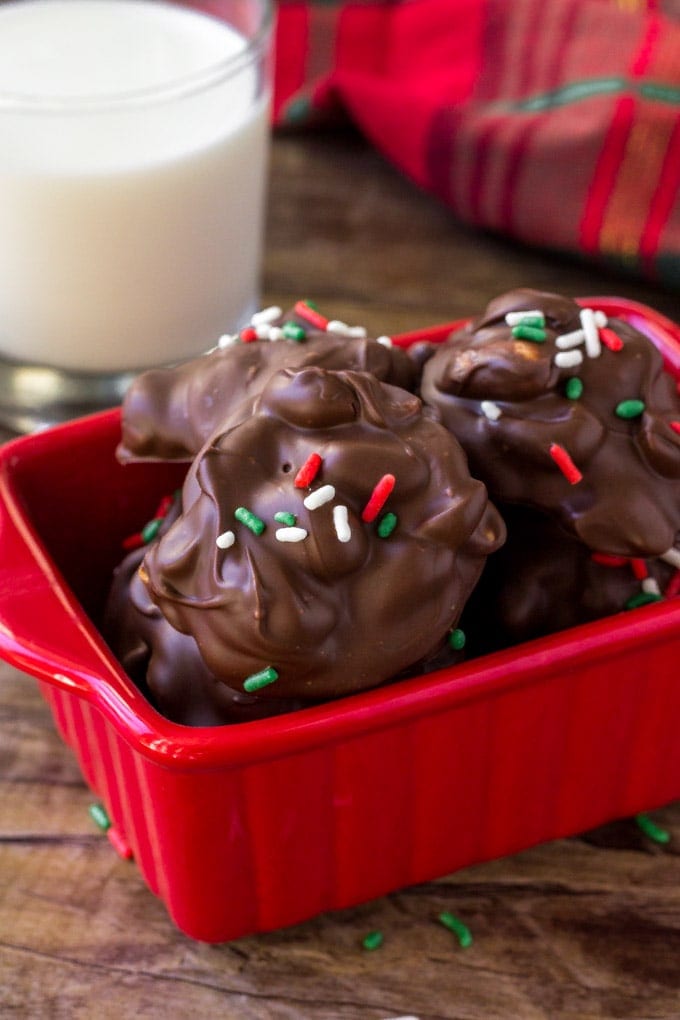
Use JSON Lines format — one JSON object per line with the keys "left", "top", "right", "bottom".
{"left": 216, "top": 530, "right": 235, "bottom": 549}
{"left": 304, "top": 484, "right": 336, "bottom": 510}
{"left": 376, "top": 335, "right": 393, "bottom": 347}
{"left": 333, "top": 504, "right": 352, "bottom": 542}
{"left": 251, "top": 305, "right": 282, "bottom": 326}
{"left": 275, "top": 526, "right": 308, "bottom": 543}
{"left": 327, "top": 319, "right": 368, "bottom": 338}
{"left": 268, "top": 326, "right": 285, "bottom": 341}
{"left": 555, "top": 328, "right": 585, "bottom": 349}
{"left": 218, "top": 333, "right": 239, "bottom": 348}
{"left": 642, "top": 577, "right": 662, "bottom": 596}
{"left": 505, "top": 309, "right": 545, "bottom": 326}
{"left": 554, "top": 349, "right": 584, "bottom": 368}
{"left": 255, "top": 323, "right": 272, "bottom": 340}
{"left": 481, "top": 400, "right": 502, "bottom": 421}
{"left": 580, "top": 308, "right": 601, "bottom": 358}
{"left": 594, "top": 310, "right": 608, "bottom": 327}
{"left": 661, "top": 546, "right": 680, "bottom": 569}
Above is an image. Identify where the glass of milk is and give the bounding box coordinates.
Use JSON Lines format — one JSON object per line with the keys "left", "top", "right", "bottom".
{"left": 0, "top": 0, "right": 272, "bottom": 431}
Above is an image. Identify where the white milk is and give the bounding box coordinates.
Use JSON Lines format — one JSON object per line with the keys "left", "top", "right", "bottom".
{"left": 0, "top": 0, "right": 270, "bottom": 372}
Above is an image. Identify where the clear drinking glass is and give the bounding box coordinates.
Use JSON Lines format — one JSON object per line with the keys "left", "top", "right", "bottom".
{"left": 0, "top": 0, "right": 272, "bottom": 431}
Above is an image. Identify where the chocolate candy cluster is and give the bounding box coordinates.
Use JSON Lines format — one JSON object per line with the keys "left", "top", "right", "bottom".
{"left": 421, "top": 289, "right": 680, "bottom": 649}
{"left": 105, "top": 291, "right": 680, "bottom": 722}
{"left": 105, "top": 303, "right": 505, "bottom": 724}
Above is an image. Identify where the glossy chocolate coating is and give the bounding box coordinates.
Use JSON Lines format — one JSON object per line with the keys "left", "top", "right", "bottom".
{"left": 118, "top": 305, "right": 417, "bottom": 463}
{"left": 420, "top": 289, "right": 680, "bottom": 556}
{"left": 141, "top": 367, "right": 505, "bottom": 701}
{"left": 461, "top": 504, "right": 676, "bottom": 654}
{"left": 103, "top": 499, "right": 302, "bottom": 726}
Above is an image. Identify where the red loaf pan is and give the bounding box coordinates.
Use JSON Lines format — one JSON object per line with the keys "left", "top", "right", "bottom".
{"left": 1, "top": 297, "right": 680, "bottom": 943}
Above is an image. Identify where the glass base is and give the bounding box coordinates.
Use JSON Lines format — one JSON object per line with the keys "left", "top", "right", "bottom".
{"left": 0, "top": 353, "right": 139, "bottom": 433}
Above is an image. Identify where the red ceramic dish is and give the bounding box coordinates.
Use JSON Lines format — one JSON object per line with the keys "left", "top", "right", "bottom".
{"left": 1, "top": 297, "right": 679, "bottom": 943}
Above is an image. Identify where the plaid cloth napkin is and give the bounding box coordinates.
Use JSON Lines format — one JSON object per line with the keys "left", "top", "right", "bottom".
{"left": 273, "top": 0, "right": 680, "bottom": 288}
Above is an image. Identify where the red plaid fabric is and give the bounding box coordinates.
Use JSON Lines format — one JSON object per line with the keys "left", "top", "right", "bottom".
{"left": 273, "top": 0, "right": 680, "bottom": 288}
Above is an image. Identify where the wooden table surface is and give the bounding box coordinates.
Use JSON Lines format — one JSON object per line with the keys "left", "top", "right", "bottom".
{"left": 3, "top": 128, "right": 680, "bottom": 1020}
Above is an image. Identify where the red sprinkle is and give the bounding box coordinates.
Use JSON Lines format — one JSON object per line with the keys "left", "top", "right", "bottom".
{"left": 599, "top": 327, "right": 623, "bottom": 351}
{"left": 294, "top": 452, "right": 323, "bottom": 488}
{"left": 294, "top": 300, "right": 329, "bottom": 331}
{"left": 630, "top": 558, "right": 649, "bottom": 580}
{"left": 591, "top": 552, "right": 629, "bottom": 567}
{"left": 240, "top": 326, "right": 258, "bottom": 343}
{"left": 107, "top": 825, "right": 133, "bottom": 860}
{"left": 362, "top": 474, "right": 396, "bottom": 522}
{"left": 122, "top": 531, "right": 144, "bottom": 551}
{"left": 665, "top": 569, "right": 680, "bottom": 599}
{"left": 549, "top": 443, "right": 582, "bottom": 485}
{"left": 670, "top": 421, "right": 680, "bottom": 436}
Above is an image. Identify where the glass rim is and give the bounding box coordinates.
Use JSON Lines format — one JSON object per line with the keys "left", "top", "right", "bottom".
{"left": 0, "top": 0, "right": 273, "bottom": 112}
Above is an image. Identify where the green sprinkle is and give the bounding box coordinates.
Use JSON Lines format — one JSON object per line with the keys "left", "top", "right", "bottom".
{"left": 88, "top": 803, "right": 111, "bottom": 832}
{"left": 274, "top": 511, "right": 297, "bottom": 526}
{"left": 512, "top": 324, "right": 547, "bottom": 342}
{"left": 361, "top": 930, "right": 384, "bottom": 951}
{"left": 635, "top": 812, "right": 671, "bottom": 844}
{"left": 438, "top": 911, "right": 473, "bottom": 948}
{"left": 235, "top": 506, "right": 265, "bottom": 535}
{"left": 141, "top": 518, "right": 162, "bottom": 543}
{"left": 282, "top": 322, "right": 307, "bottom": 342}
{"left": 448, "top": 628, "right": 466, "bottom": 651}
{"left": 615, "top": 398, "right": 645, "bottom": 419}
{"left": 244, "top": 666, "right": 279, "bottom": 693}
{"left": 377, "top": 511, "right": 398, "bottom": 538}
{"left": 565, "top": 377, "right": 583, "bottom": 400}
{"left": 302, "top": 299, "right": 319, "bottom": 310}
{"left": 625, "top": 590, "right": 664, "bottom": 610}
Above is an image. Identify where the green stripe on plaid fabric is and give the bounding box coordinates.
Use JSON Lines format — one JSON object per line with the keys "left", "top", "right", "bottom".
{"left": 509, "top": 77, "right": 680, "bottom": 113}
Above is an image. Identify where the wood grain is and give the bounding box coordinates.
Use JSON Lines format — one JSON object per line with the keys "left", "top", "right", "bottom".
{"left": 2, "top": 129, "right": 680, "bottom": 1019}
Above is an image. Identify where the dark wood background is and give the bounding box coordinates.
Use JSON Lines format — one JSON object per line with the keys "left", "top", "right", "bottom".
{"left": 2, "top": 128, "right": 680, "bottom": 1019}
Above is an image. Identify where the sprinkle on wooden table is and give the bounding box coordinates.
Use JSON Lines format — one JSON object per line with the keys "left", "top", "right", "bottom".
{"left": 361, "top": 930, "right": 384, "bottom": 951}
{"left": 635, "top": 812, "right": 671, "bottom": 844}
{"left": 107, "top": 826, "right": 134, "bottom": 860}
{"left": 438, "top": 911, "right": 473, "bottom": 948}
{"left": 88, "top": 803, "right": 111, "bottom": 832}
